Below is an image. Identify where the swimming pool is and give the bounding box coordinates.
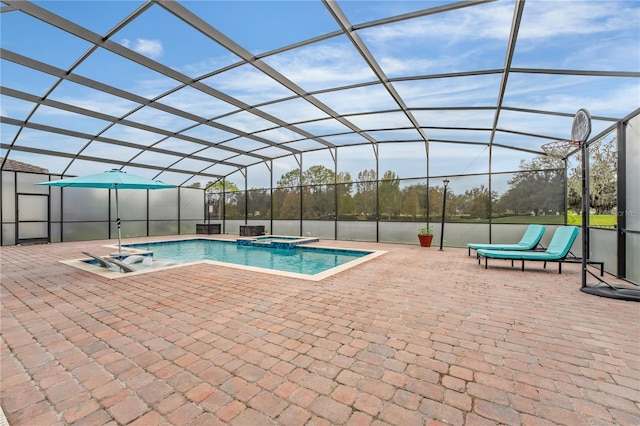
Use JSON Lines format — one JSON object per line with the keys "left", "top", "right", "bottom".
{"left": 119, "top": 238, "right": 382, "bottom": 279}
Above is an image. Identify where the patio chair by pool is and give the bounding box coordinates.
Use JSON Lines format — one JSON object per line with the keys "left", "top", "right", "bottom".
{"left": 467, "top": 224, "right": 546, "bottom": 256}
{"left": 476, "top": 226, "right": 579, "bottom": 273}
{"left": 82, "top": 251, "right": 135, "bottom": 273}
{"left": 106, "top": 257, "right": 138, "bottom": 273}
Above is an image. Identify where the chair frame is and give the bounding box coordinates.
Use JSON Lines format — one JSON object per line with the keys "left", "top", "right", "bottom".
{"left": 479, "top": 254, "right": 571, "bottom": 274}
{"left": 476, "top": 226, "right": 587, "bottom": 274}
{"left": 82, "top": 251, "right": 135, "bottom": 273}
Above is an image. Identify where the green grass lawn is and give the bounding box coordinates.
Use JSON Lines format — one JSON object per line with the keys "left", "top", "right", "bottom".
{"left": 567, "top": 212, "right": 617, "bottom": 227}
{"left": 447, "top": 213, "right": 617, "bottom": 227}
{"left": 490, "top": 215, "right": 563, "bottom": 224}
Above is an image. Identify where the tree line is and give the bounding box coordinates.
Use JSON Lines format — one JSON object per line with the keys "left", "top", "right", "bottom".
{"left": 191, "top": 137, "right": 617, "bottom": 223}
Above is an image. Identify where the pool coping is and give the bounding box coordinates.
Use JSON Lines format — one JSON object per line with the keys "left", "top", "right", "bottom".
{"left": 60, "top": 237, "right": 387, "bottom": 281}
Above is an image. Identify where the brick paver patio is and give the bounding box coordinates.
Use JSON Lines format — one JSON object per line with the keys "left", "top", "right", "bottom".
{"left": 1, "top": 235, "right": 639, "bottom": 425}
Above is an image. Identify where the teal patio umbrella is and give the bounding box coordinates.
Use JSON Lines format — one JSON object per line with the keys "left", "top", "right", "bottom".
{"left": 37, "top": 169, "right": 175, "bottom": 254}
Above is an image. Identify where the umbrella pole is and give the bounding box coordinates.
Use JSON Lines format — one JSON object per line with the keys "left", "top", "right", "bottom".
{"left": 116, "top": 186, "right": 122, "bottom": 254}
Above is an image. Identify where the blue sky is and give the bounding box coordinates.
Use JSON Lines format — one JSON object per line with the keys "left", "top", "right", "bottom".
{"left": 1, "top": 0, "right": 639, "bottom": 195}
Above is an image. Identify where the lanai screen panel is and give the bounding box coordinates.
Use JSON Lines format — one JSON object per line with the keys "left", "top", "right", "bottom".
{"left": 1, "top": 0, "right": 638, "bottom": 189}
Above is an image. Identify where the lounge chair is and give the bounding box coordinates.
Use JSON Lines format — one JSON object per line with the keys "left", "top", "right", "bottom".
{"left": 467, "top": 224, "right": 546, "bottom": 256}
{"left": 476, "top": 226, "right": 579, "bottom": 273}
{"left": 82, "top": 251, "right": 135, "bottom": 273}
{"left": 105, "top": 257, "right": 137, "bottom": 273}
{"left": 82, "top": 251, "right": 113, "bottom": 268}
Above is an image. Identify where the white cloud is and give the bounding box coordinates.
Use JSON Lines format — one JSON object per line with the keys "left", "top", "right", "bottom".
{"left": 254, "top": 127, "right": 303, "bottom": 143}
{"left": 215, "top": 111, "right": 275, "bottom": 134}
{"left": 518, "top": 1, "right": 638, "bottom": 40}
{"left": 347, "top": 112, "right": 414, "bottom": 130}
{"left": 100, "top": 125, "right": 164, "bottom": 147}
{"left": 58, "top": 94, "right": 135, "bottom": 117}
{"left": 535, "top": 83, "right": 639, "bottom": 117}
{"left": 43, "top": 2, "right": 636, "bottom": 179}
{"left": 393, "top": 75, "right": 501, "bottom": 108}
{"left": 359, "top": 1, "right": 638, "bottom": 76}
{"left": 361, "top": 2, "right": 513, "bottom": 45}
{"left": 262, "top": 43, "right": 377, "bottom": 90}
{"left": 413, "top": 110, "right": 496, "bottom": 130}
{"left": 121, "top": 38, "right": 164, "bottom": 59}
{"left": 161, "top": 87, "right": 237, "bottom": 118}
{"left": 378, "top": 56, "right": 441, "bottom": 76}
{"left": 362, "top": 1, "right": 637, "bottom": 46}
{"left": 1, "top": 97, "right": 35, "bottom": 120}
{"left": 504, "top": 74, "right": 639, "bottom": 118}
{"left": 260, "top": 98, "right": 329, "bottom": 124}
{"left": 314, "top": 85, "right": 398, "bottom": 115}
{"left": 203, "top": 64, "right": 293, "bottom": 104}
{"left": 179, "top": 55, "right": 241, "bottom": 77}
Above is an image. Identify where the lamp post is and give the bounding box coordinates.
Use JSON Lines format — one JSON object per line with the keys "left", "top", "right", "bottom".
{"left": 439, "top": 178, "right": 449, "bottom": 251}
{"left": 206, "top": 192, "right": 213, "bottom": 234}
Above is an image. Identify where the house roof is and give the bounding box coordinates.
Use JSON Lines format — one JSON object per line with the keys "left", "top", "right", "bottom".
{"left": 0, "top": 157, "right": 49, "bottom": 174}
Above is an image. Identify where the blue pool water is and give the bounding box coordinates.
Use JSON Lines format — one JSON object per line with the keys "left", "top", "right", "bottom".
{"left": 123, "top": 239, "right": 371, "bottom": 275}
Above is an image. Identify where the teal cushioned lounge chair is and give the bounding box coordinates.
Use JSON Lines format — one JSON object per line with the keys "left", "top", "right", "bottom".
{"left": 476, "top": 226, "right": 579, "bottom": 273}
{"left": 467, "top": 224, "right": 546, "bottom": 256}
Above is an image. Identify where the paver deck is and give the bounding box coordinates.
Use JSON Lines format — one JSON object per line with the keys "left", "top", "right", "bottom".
{"left": 1, "top": 235, "right": 639, "bottom": 425}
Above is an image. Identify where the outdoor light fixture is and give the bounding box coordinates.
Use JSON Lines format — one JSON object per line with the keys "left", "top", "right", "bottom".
{"left": 439, "top": 178, "right": 450, "bottom": 251}
{"left": 206, "top": 192, "right": 214, "bottom": 233}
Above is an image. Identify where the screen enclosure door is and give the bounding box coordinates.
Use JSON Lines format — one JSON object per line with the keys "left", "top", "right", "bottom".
{"left": 17, "top": 194, "right": 49, "bottom": 244}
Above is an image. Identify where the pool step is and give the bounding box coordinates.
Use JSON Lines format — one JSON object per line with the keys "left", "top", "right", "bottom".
{"left": 237, "top": 235, "right": 319, "bottom": 249}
